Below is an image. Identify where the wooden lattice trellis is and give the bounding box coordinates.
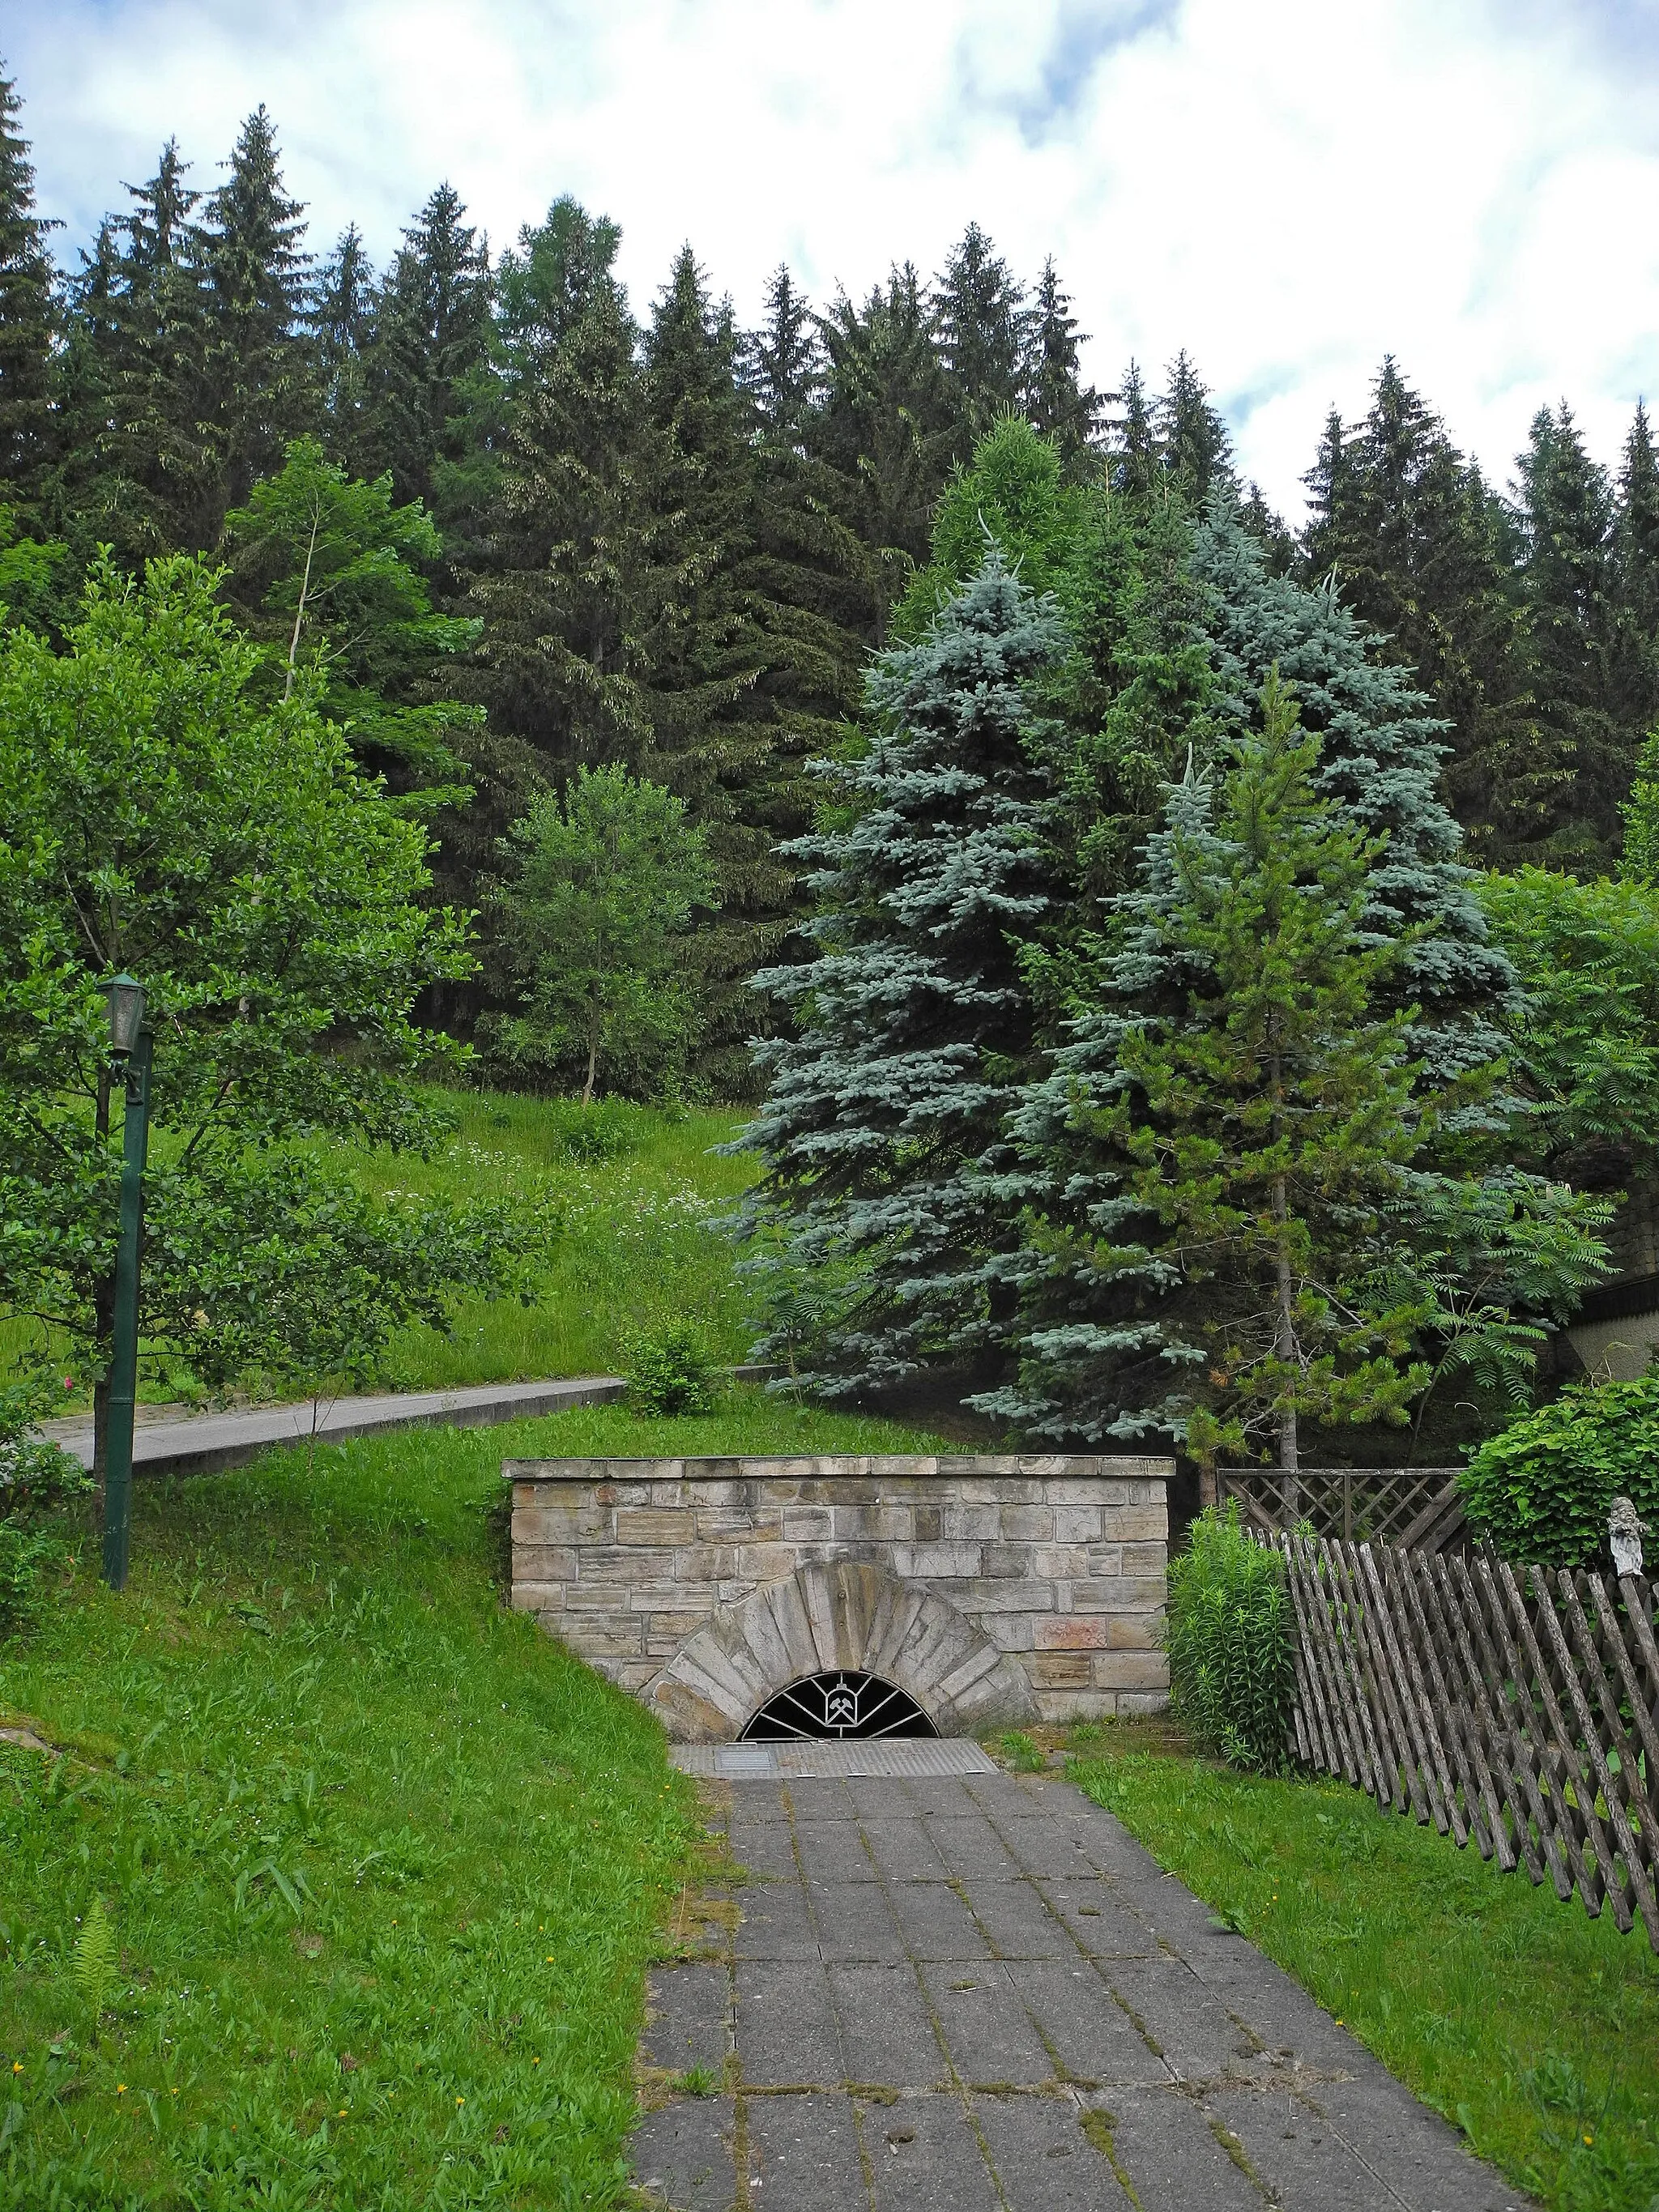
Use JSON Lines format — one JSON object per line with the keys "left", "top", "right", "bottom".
{"left": 1276, "top": 1532, "right": 1659, "bottom": 1954}
{"left": 1221, "top": 1465, "right": 1467, "bottom": 1551}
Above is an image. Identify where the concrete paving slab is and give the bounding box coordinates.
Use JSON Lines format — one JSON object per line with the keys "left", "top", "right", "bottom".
{"left": 865, "top": 2091, "right": 1001, "bottom": 2212}
{"left": 919, "top": 1815, "right": 1022, "bottom": 1880}
{"left": 860, "top": 1816, "right": 952, "bottom": 1882}
{"left": 829, "top": 1961, "right": 949, "bottom": 2091}
{"left": 732, "top": 1879, "right": 819, "bottom": 1961}
{"left": 1034, "top": 1879, "right": 1156, "bottom": 1957}
{"left": 629, "top": 2093, "right": 736, "bottom": 2210}
{"left": 640, "top": 1962, "right": 731, "bottom": 2077}
{"left": 886, "top": 1878, "right": 995, "bottom": 1962}
{"left": 807, "top": 1878, "right": 905, "bottom": 1964}
{"left": 921, "top": 1964, "right": 1057, "bottom": 2086}
{"left": 783, "top": 1777, "right": 857, "bottom": 1823}
{"left": 1085, "top": 2084, "right": 1266, "bottom": 2210}
{"left": 1207, "top": 2082, "right": 1404, "bottom": 2211}
{"left": 1099, "top": 1953, "right": 1260, "bottom": 2082}
{"left": 746, "top": 2091, "right": 868, "bottom": 2210}
{"left": 735, "top": 1958, "right": 842, "bottom": 2088}
{"left": 975, "top": 2089, "right": 1134, "bottom": 2210}
{"left": 793, "top": 1818, "right": 881, "bottom": 1884}
{"left": 958, "top": 1875, "right": 1076, "bottom": 1959}
{"left": 1004, "top": 1961, "right": 1172, "bottom": 2088}
{"left": 727, "top": 1819, "right": 799, "bottom": 1881}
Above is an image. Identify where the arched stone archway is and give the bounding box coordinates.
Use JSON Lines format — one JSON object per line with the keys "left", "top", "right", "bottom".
{"left": 643, "top": 1562, "right": 1038, "bottom": 1744}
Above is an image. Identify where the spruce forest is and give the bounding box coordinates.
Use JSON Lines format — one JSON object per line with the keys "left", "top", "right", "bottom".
{"left": 2, "top": 71, "right": 1654, "bottom": 1465}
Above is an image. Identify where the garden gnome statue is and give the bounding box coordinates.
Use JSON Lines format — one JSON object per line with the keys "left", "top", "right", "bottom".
{"left": 1608, "top": 1495, "right": 1646, "bottom": 1578}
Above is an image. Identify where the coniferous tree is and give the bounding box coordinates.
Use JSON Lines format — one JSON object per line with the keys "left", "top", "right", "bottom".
{"left": 1111, "top": 360, "right": 1160, "bottom": 499}
{"left": 932, "top": 222, "right": 1027, "bottom": 459}
{"left": 198, "top": 107, "right": 313, "bottom": 521}
{"left": 817, "top": 264, "right": 955, "bottom": 595}
{"left": 1192, "top": 503, "right": 1517, "bottom": 1082}
{"left": 313, "top": 223, "right": 377, "bottom": 473}
{"left": 496, "top": 195, "right": 624, "bottom": 388}
{"left": 1610, "top": 399, "right": 1659, "bottom": 786}
{"left": 369, "top": 184, "right": 492, "bottom": 513}
{"left": 0, "top": 68, "right": 57, "bottom": 514}
{"left": 741, "top": 264, "right": 821, "bottom": 445}
{"left": 1156, "top": 351, "right": 1234, "bottom": 502}
{"left": 739, "top": 553, "right": 1064, "bottom": 1391}
{"left": 979, "top": 678, "right": 1432, "bottom": 1468}
{"left": 1021, "top": 256, "right": 1102, "bottom": 476}
{"left": 1516, "top": 402, "right": 1621, "bottom": 862}
{"left": 62, "top": 140, "right": 213, "bottom": 557}
{"left": 1301, "top": 360, "right": 1553, "bottom": 858}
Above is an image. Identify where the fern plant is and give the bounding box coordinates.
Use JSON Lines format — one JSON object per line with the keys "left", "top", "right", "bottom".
{"left": 1163, "top": 1505, "right": 1294, "bottom": 1773}
{"left": 72, "top": 1895, "right": 117, "bottom": 2027}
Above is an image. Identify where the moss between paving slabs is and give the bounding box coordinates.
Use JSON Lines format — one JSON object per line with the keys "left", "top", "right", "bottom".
{"left": 0, "top": 1398, "right": 945, "bottom": 2210}
{"left": 1068, "top": 1724, "right": 1659, "bottom": 2212}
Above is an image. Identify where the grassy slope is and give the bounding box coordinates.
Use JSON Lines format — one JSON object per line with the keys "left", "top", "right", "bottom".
{"left": 0, "top": 1089, "right": 759, "bottom": 1406}
{"left": 1069, "top": 1728, "right": 1659, "bottom": 2212}
{"left": 331, "top": 1093, "right": 758, "bottom": 1393}
{"left": 0, "top": 1397, "right": 947, "bottom": 2210}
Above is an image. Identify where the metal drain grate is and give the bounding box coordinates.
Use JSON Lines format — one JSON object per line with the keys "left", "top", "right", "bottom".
{"left": 670, "top": 1738, "right": 998, "bottom": 1779}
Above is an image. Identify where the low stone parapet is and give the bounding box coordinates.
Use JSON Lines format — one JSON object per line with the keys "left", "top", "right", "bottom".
{"left": 505, "top": 1453, "right": 1171, "bottom": 1741}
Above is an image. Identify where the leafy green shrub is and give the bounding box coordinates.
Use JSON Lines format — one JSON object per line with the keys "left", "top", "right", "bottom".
{"left": 539, "top": 1097, "right": 637, "bottom": 1162}
{"left": 623, "top": 1318, "right": 718, "bottom": 1416}
{"left": 1163, "top": 1506, "right": 1294, "bottom": 1773}
{"left": 1460, "top": 1379, "right": 1659, "bottom": 1565}
{"left": 0, "top": 1384, "right": 90, "bottom": 1636}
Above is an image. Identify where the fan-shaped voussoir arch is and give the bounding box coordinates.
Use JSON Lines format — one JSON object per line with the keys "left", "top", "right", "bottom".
{"left": 643, "top": 1560, "right": 1038, "bottom": 1743}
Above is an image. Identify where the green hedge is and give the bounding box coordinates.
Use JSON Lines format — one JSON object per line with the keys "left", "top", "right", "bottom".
{"left": 1459, "top": 1378, "right": 1659, "bottom": 1566}
{"left": 1163, "top": 1504, "right": 1294, "bottom": 1772}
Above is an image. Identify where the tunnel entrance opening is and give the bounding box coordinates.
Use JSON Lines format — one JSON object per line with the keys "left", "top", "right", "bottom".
{"left": 739, "top": 1668, "right": 938, "bottom": 1741}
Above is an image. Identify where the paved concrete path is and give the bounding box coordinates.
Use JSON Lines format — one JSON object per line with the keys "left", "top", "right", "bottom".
{"left": 632, "top": 1763, "right": 1527, "bottom": 2211}
{"left": 38, "top": 1375, "right": 625, "bottom": 1477}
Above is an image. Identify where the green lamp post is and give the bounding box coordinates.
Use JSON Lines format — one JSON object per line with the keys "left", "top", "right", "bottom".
{"left": 103, "top": 974, "right": 152, "bottom": 1592}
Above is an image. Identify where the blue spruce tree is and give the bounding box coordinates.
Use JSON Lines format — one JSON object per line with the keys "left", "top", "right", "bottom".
{"left": 1190, "top": 503, "right": 1516, "bottom": 1082}
{"left": 738, "top": 550, "right": 1064, "bottom": 1393}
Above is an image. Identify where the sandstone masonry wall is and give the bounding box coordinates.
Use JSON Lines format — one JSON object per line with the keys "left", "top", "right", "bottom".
{"left": 506, "top": 1453, "right": 1171, "bottom": 1735}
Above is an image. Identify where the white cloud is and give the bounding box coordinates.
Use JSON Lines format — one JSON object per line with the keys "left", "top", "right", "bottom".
{"left": 11, "top": 0, "right": 1659, "bottom": 509}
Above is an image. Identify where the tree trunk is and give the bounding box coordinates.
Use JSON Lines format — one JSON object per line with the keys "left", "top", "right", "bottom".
{"left": 582, "top": 1021, "right": 598, "bottom": 1108}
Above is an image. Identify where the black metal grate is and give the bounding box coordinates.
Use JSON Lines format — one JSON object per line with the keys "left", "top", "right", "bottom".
{"left": 740, "top": 1669, "right": 938, "bottom": 1741}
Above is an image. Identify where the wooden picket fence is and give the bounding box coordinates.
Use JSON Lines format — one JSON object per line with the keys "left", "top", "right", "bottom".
{"left": 1275, "top": 1532, "right": 1659, "bottom": 1954}
{"left": 1221, "top": 1465, "right": 1467, "bottom": 1551}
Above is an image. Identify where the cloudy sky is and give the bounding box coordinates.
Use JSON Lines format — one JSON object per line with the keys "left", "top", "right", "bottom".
{"left": 10, "top": 0, "right": 1659, "bottom": 513}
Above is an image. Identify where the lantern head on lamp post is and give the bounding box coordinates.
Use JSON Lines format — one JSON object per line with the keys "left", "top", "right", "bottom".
{"left": 102, "top": 974, "right": 152, "bottom": 1592}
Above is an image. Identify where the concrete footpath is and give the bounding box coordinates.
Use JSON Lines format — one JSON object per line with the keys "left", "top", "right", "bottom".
{"left": 632, "top": 1758, "right": 1528, "bottom": 2211}
{"left": 38, "top": 1375, "right": 626, "bottom": 1477}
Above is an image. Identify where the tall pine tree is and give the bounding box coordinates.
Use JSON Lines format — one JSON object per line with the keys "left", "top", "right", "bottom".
{"left": 1516, "top": 402, "right": 1621, "bottom": 863}
{"left": 931, "top": 222, "right": 1027, "bottom": 460}
{"left": 1300, "top": 360, "right": 1553, "bottom": 859}
{"left": 0, "top": 68, "right": 57, "bottom": 516}
{"left": 1021, "top": 256, "right": 1102, "bottom": 477}
{"left": 198, "top": 108, "right": 313, "bottom": 520}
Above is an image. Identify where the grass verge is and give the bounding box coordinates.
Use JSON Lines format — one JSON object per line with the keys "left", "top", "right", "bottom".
{"left": 1068, "top": 1721, "right": 1659, "bottom": 2212}
{"left": 0, "top": 1395, "right": 945, "bottom": 2210}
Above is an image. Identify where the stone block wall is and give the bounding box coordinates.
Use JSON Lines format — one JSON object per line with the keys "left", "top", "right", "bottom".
{"left": 505, "top": 1453, "right": 1171, "bottom": 1737}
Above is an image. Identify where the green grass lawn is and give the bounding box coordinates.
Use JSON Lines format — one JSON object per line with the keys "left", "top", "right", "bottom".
{"left": 0, "top": 1396, "right": 946, "bottom": 2211}
{"left": 1068, "top": 1723, "right": 1659, "bottom": 2212}
{"left": 2, "top": 1088, "right": 760, "bottom": 1409}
